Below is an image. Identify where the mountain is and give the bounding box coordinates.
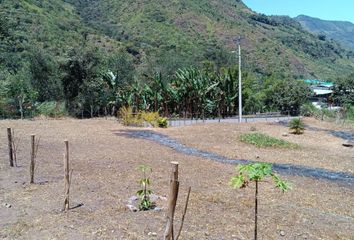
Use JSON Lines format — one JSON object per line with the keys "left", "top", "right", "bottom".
{"left": 295, "top": 15, "right": 354, "bottom": 51}
{"left": 1, "top": 0, "right": 354, "bottom": 80}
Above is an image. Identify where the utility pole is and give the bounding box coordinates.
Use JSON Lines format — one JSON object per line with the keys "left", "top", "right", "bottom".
{"left": 237, "top": 38, "right": 242, "bottom": 123}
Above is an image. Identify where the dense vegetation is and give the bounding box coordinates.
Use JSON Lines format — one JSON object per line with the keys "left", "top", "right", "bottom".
{"left": 0, "top": 0, "right": 353, "bottom": 119}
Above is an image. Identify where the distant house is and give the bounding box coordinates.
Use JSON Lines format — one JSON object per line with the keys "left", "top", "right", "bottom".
{"left": 303, "top": 79, "right": 336, "bottom": 109}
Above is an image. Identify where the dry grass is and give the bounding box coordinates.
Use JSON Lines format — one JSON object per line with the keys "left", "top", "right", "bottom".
{"left": 0, "top": 118, "right": 353, "bottom": 239}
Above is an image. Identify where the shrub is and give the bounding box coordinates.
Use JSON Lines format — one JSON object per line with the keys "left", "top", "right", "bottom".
{"left": 36, "top": 101, "right": 67, "bottom": 118}
{"left": 289, "top": 118, "right": 305, "bottom": 134}
{"left": 157, "top": 117, "right": 168, "bottom": 128}
{"left": 119, "top": 106, "right": 143, "bottom": 126}
{"left": 141, "top": 111, "right": 160, "bottom": 127}
{"left": 300, "top": 103, "right": 318, "bottom": 117}
{"left": 240, "top": 133, "right": 298, "bottom": 148}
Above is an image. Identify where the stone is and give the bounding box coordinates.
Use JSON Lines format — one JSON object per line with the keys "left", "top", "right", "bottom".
{"left": 152, "top": 207, "right": 162, "bottom": 212}
{"left": 342, "top": 140, "right": 354, "bottom": 148}
{"left": 126, "top": 204, "right": 138, "bottom": 212}
{"left": 282, "top": 132, "right": 288, "bottom": 137}
{"left": 3, "top": 203, "right": 12, "bottom": 208}
{"left": 148, "top": 232, "right": 157, "bottom": 236}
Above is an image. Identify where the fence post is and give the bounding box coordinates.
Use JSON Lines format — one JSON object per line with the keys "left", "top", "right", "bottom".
{"left": 7, "top": 128, "right": 14, "bottom": 167}
{"left": 164, "top": 162, "right": 179, "bottom": 240}
{"left": 63, "top": 140, "right": 70, "bottom": 211}
{"left": 30, "top": 135, "right": 35, "bottom": 183}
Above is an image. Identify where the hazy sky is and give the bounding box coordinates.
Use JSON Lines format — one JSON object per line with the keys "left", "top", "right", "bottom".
{"left": 243, "top": 0, "right": 354, "bottom": 23}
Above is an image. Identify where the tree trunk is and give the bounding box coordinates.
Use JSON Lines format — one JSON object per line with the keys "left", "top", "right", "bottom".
{"left": 19, "top": 100, "right": 24, "bottom": 120}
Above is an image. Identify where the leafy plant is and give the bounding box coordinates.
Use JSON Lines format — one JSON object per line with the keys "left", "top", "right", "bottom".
{"left": 230, "top": 163, "right": 290, "bottom": 240}
{"left": 141, "top": 111, "right": 160, "bottom": 127}
{"left": 157, "top": 117, "right": 168, "bottom": 128}
{"left": 289, "top": 118, "right": 305, "bottom": 134}
{"left": 137, "top": 165, "right": 154, "bottom": 211}
{"left": 240, "top": 133, "right": 298, "bottom": 148}
{"left": 119, "top": 106, "right": 143, "bottom": 126}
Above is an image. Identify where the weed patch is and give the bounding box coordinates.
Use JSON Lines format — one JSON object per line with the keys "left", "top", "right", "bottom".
{"left": 240, "top": 133, "right": 298, "bottom": 148}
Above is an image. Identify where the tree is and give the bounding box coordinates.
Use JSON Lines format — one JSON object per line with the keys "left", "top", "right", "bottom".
{"left": 268, "top": 79, "right": 311, "bottom": 115}
{"left": 61, "top": 46, "right": 105, "bottom": 116}
{"left": 333, "top": 73, "right": 354, "bottom": 105}
{"left": 230, "top": 163, "right": 290, "bottom": 240}
{"left": 6, "top": 67, "right": 37, "bottom": 119}
{"left": 27, "top": 47, "right": 62, "bottom": 102}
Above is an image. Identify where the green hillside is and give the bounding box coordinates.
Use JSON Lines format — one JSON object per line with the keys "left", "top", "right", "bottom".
{"left": 295, "top": 15, "right": 354, "bottom": 51}
{"left": 63, "top": 0, "right": 354, "bottom": 79}
{"left": 1, "top": 0, "right": 354, "bottom": 78}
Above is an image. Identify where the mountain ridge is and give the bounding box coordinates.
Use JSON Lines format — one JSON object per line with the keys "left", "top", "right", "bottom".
{"left": 295, "top": 14, "right": 354, "bottom": 51}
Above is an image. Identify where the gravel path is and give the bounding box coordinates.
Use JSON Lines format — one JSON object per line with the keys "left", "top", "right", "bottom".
{"left": 119, "top": 130, "right": 354, "bottom": 186}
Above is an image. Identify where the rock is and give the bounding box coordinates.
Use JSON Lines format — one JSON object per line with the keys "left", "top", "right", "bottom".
{"left": 279, "top": 230, "right": 286, "bottom": 236}
{"left": 342, "top": 140, "right": 354, "bottom": 148}
{"left": 152, "top": 207, "right": 162, "bottom": 212}
{"left": 3, "top": 203, "right": 12, "bottom": 208}
{"left": 282, "top": 132, "right": 288, "bottom": 137}
{"left": 126, "top": 204, "right": 138, "bottom": 212}
{"left": 148, "top": 232, "right": 157, "bottom": 237}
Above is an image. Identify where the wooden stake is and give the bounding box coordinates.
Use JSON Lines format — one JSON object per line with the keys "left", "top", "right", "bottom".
{"left": 7, "top": 128, "right": 14, "bottom": 167}
{"left": 63, "top": 140, "right": 70, "bottom": 211}
{"left": 30, "top": 135, "right": 35, "bottom": 184}
{"left": 175, "top": 186, "right": 191, "bottom": 240}
{"left": 164, "top": 162, "right": 179, "bottom": 240}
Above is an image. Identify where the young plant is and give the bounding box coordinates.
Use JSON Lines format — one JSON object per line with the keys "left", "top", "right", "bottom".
{"left": 230, "top": 163, "right": 290, "bottom": 240}
{"left": 137, "top": 165, "right": 154, "bottom": 211}
{"left": 289, "top": 118, "right": 305, "bottom": 134}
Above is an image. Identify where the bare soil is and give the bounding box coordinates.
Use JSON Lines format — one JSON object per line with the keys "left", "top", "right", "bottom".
{"left": 0, "top": 118, "right": 353, "bottom": 239}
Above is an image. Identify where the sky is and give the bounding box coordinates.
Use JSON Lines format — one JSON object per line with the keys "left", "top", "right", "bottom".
{"left": 243, "top": 0, "right": 354, "bottom": 23}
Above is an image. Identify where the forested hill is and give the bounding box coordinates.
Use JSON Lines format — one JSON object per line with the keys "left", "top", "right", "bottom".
{"left": 295, "top": 15, "right": 354, "bottom": 51}
{"left": 1, "top": 0, "right": 354, "bottom": 80}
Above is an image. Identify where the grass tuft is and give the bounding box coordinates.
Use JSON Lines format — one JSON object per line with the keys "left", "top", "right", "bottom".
{"left": 240, "top": 133, "right": 299, "bottom": 149}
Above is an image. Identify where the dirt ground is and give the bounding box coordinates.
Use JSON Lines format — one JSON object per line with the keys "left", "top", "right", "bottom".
{"left": 0, "top": 118, "right": 353, "bottom": 239}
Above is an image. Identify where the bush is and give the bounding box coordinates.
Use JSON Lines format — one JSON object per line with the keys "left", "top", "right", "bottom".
{"left": 36, "top": 101, "right": 67, "bottom": 118}
{"left": 119, "top": 106, "right": 143, "bottom": 126}
{"left": 141, "top": 111, "right": 160, "bottom": 127}
{"left": 119, "top": 108, "right": 168, "bottom": 128}
{"left": 289, "top": 118, "right": 305, "bottom": 134}
{"left": 157, "top": 117, "right": 168, "bottom": 128}
{"left": 300, "top": 103, "right": 318, "bottom": 117}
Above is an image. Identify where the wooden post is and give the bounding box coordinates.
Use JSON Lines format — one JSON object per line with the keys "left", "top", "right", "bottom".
{"left": 30, "top": 135, "right": 35, "bottom": 184}
{"left": 164, "top": 162, "right": 179, "bottom": 240}
{"left": 63, "top": 140, "right": 70, "bottom": 211}
{"left": 7, "top": 128, "right": 14, "bottom": 167}
{"left": 254, "top": 180, "right": 258, "bottom": 240}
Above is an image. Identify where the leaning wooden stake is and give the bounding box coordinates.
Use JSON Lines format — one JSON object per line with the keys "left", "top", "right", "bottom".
{"left": 30, "top": 135, "right": 35, "bottom": 183}
{"left": 7, "top": 128, "right": 14, "bottom": 167}
{"left": 63, "top": 140, "right": 70, "bottom": 211}
{"left": 164, "top": 162, "right": 179, "bottom": 240}
{"left": 175, "top": 186, "right": 192, "bottom": 240}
